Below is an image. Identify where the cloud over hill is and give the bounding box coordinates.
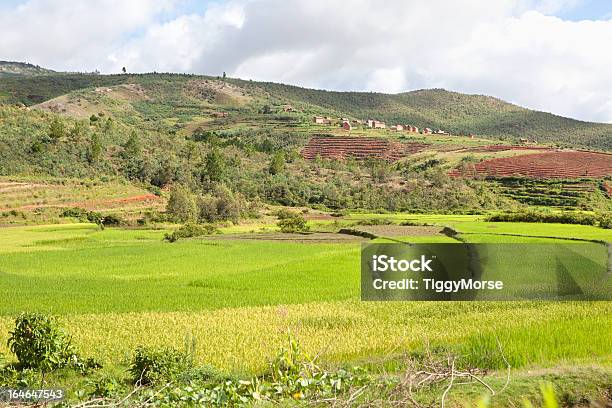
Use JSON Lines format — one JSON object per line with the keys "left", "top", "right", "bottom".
{"left": 1, "top": 0, "right": 611, "bottom": 122}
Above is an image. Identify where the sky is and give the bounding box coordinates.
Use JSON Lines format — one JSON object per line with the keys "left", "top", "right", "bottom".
{"left": 1, "top": 0, "right": 612, "bottom": 123}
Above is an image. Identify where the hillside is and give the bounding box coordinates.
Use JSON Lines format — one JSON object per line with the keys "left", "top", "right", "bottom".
{"left": 253, "top": 83, "right": 612, "bottom": 150}
{"left": 0, "top": 60, "right": 55, "bottom": 77}
{"left": 0, "top": 72, "right": 611, "bottom": 148}
{"left": 0, "top": 70, "right": 610, "bottom": 218}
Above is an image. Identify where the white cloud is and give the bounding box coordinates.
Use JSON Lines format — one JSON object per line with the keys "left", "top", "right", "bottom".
{"left": 0, "top": 0, "right": 177, "bottom": 71}
{"left": 1, "top": 0, "right": 612, "bottom": 122}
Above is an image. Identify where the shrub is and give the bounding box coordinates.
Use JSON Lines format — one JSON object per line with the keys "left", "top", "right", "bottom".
{"left": 486, "top": 210, "right": 599, "bottom": 226}
{"left": 166, "top": 184, "right": 197, "bottom": 223}
{"left": 277, "top": 213, "right": 309, "bottom": 233}
{"left": 101, "top": 214, "right": 122, "bottom": 226}
{"left": 7, "top": 313, "right": 76, "bottom": 372}
{"left": 269, "top": 151, "right": 286, "bottom": 175}
{"left": 598, "top": 212, "right": 612, "bottom": 229}
{"left": 356, "top": 218, "right": 393, "bottom": 226}
{"left": 88, "top": 374, "right": 124, "bottom": 398}
{"left": 60, "top": 208, "right": 120, "bottom": 226}
{"left": 129, "top": 346, "right": 194, "bottom": 385}
{"left": 164, "top": 223, "right": 218, "bottom": 242}
{"left": 273, "top": 208, "right": 298, "bottom": 220}
{"left": 197, "top": 186, "right": 252, "bottom": 223}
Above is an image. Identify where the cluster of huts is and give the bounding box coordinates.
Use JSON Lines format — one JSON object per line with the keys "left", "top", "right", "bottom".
{"left": 313, "top": 115, "right": 458, "bottom": 136}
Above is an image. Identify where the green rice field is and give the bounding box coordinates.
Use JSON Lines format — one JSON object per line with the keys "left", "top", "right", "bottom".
{"left": 0, "top": 218, "right": 610, "bottom": 376}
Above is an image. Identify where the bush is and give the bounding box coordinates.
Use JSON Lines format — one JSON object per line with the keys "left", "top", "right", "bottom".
{"left": 355, "top": 218, "right": 393, "bottom": 226}
{"left": 7, "top": 313, "right": 76, "bottom": 372}
{"left": 197, "top": 186, "right": 253, "bottom": 223}
{"left": 269, "top": 151, "right": 286, "bottom": 175}
{"left": 88, "top": 374, "right": 124, "bottom": 398}
{"left": 129, "top": 346, "right": 194, "bottom": 385}
{"left": 60, "top": 208, "right": 122, "bottom": 226}
{"left": 277, "top": 213, "right": 309, "bottom": 233}
{"left": 101, "top": 214, "right": 122, "bottom": 226}
{"left": 598, "top": 212, "right": 612, "bottom": 229}
{"left": 166, "top": 184, "right": 197, "bottom": 223}
{"left": 486, "top": 210, "right": 599, "bottom": 226}
{"left": 164, "top": 223, "right": 218, "bottom": 242}
{"left": 273, "top": 208, "right": 298, "bottom": 220}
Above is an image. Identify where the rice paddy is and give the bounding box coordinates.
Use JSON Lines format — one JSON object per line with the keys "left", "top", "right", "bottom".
{"left": 0, "top": 218, "right": 610, "bottom": 376}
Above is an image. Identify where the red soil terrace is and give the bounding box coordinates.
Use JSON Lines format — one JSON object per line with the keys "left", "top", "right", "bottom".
{"left": 462, "top": 145, "right": 555, "bottom": 153}
{"left": 449, "top": 151, "right": 612, "bottom": 179}
{"left": 301, "top": 136, "right": 428, "bottom": 161}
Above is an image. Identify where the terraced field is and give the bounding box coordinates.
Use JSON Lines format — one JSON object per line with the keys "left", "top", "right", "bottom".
{"left": 0, "top": 177, "right": 164, "bottom": 224}
{"left": 301, "top": 136, "right": 429, "bottom": 161}
{"left": 461, "top": 145, "right": 555, "bottom": 153}
{"left": 450, "top": 150, "right": 612, "bottom": 179}
{"left": 490, "top": 179, "right": 605, "bottom": 208}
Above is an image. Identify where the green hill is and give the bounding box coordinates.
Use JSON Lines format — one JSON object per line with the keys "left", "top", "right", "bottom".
{"left": 252, "top": 83, "right": 612, "bottom": 150}
{"left": 1, "top": 72, "right": 610, "bottom": 149}
{"left": 0, "top": 70, "right": 609, "bottom": 218}
{"left": 0, "top": 60, "right": 56, "bottom": 77}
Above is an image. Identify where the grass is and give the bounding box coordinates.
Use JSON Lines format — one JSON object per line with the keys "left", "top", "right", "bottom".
{"left": 0, "top": 225, "right": 359, "bottom": 314}
{"left": 0, "top": 301, "right": 610, "bottom": 375}
{"left": 0, "top": 176, "right": 164, "bottom": 224}
{"left": 0, "top": 218, "right": 610, "bottom": 378}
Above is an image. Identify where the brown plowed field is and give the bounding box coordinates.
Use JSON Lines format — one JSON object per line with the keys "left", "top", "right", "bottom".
{"left": 449, "top": 151, "right": 612, "bottom": 179}
{"left": 462, "top": 145, "right": 555, "bottom": 153}
{"left": 301, "top": 136, "right": 429, "bottom": 161}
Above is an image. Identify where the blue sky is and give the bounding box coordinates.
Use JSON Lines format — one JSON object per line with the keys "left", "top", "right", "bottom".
{"left": 553, "top": 0, "right": 612, "bottom": 20}
{"left": 1, "top": 0, "right": 612, "bottom": 122}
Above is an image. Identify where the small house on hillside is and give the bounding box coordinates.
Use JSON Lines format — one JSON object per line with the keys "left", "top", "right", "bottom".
{"left": 393, "top": 124, "right": 404, "bottom": 131}
{"left": 283, "top": 105, "right": 295, "bottom": 112}
{"left": 372, "top": 120, "right": 386, "bottom": 129}
{"left": 423, "top": 128, "right": 432, "bottom": 134}
{"left": 212, "top": 112, "right": 229, "bottom": 118}
{"left": 313, "top": 116, "right": 332, "bottom": 125}
{"left": 366, "top": 119, "right": 375, "bottom": 127}
{"left": 341, "top": 120, "right": 352, "bottom": 131}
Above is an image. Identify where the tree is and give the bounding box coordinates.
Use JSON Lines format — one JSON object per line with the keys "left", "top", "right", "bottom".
{"left": 269, "top": 151, "right": 286, "bottom": 175}
{"left": 166, "top": 185, "right": 197, "bottom": 223}
{"left": 122, "top": 66, "right": 127, "bottom": 74}
{"left": 204, "top": 148, "right": 226, "bottom": 183}
{"left": 122, "top": 130, "right": 142, "bottom": 159}
{"left": 88, "top": 133, "right": 102, "bottom": 163}
{"left": 222, "top": 71, "right": 226, "bottom": 79}
{"left": 48, "top": 118, "right": 65, "bottom": 142}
